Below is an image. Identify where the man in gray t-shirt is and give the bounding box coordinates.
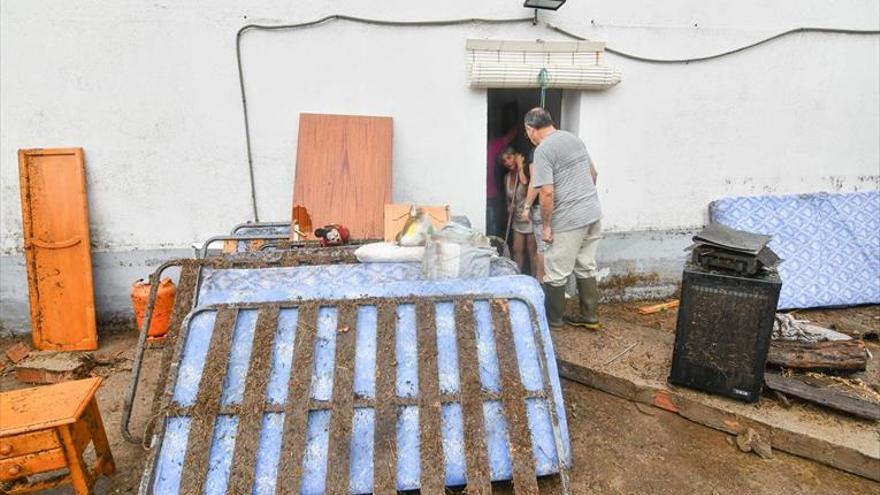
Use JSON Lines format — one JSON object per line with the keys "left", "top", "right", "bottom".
{"left": 524, "top": 107, "right": 603, "bottom": 330}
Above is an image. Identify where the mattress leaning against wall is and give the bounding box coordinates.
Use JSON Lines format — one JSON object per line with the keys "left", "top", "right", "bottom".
{"left": 709, "top": 190, "right": 880, "bottom": 309}
{"left": 138, "top": 270, "right": 571, "bottom": 494}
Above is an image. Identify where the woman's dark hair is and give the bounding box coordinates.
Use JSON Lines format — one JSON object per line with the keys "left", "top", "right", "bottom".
{"left": 501, "top": 146, "right": 519, "bottom": 157}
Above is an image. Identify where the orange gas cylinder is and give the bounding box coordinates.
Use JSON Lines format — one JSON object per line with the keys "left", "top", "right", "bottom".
{"left": 131, "top": 278, "right": 176, "bottom": 340}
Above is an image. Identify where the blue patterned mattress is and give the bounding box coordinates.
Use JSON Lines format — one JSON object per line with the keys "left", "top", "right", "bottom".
{"left": 710, "top": 191, "right": 880, "bottom": 309}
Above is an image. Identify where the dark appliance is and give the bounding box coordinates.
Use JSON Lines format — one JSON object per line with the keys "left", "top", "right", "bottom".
{"left": 669, "top": 261, "right": 782, "bottom": 402}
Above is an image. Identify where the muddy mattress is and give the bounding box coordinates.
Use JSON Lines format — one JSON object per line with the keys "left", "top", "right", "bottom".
{"left": 143, "top": 272, "right": 571, "bottom": 494}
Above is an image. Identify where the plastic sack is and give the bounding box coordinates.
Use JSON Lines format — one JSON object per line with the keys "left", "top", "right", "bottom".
{"left": 422, "top": 222, "right": 496, "bottom": 279}
{"left": 397, "top": 207, "right": 435, "bottom": 247}
{"left": 355, "top": 242, "right": 425, "bottom": 263}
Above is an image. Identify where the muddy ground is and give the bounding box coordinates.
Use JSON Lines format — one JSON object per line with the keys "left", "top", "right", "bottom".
{"left": 1, "top": 304, "right": 878, "bottom": 494}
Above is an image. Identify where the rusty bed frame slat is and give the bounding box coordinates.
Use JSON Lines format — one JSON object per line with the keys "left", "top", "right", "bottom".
{"left": 277, "top": 303, "right": 319, "bottom": 495}
{"left": 122, "top": 249, "right": 362, "bottom": 445}
{"left": 139, "top": 295, "right": 570, "bottom": 495}
{"left": 178, "top": 307, "right": 238, "bottom": 494}
{"left": 416, "top": 300, "right": 446, "bottom": 494}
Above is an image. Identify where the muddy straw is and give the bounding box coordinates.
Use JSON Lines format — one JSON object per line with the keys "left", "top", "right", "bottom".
{"left": 603, "top": 342, "right": 639, "bottom": 366}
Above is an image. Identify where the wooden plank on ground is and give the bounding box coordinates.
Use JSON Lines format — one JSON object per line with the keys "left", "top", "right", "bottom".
{"left": 552, "top": 322, "right": 880, "bottom": 481}
{"left": 18, "top": 148, "right": 97, "bottom": 351}
{"left": 767, "top": 340, "right": 867, "bottom": 371}
{"left": 764, "top": 372, "right": 880, "bottom": 421}
{"left": 293, "top": 113, "right": 392, "bottom": 240}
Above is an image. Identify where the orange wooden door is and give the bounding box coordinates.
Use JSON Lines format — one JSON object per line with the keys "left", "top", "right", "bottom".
{"left": 293, "top": 114, "right": 392, "bottom": 239}
{"left": 18, "top": 148, "right": 97, "bottom": 351}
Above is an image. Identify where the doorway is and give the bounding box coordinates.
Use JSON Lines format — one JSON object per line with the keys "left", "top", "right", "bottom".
{"left": 486, "top": 88, "right": 562, "bottom": 275}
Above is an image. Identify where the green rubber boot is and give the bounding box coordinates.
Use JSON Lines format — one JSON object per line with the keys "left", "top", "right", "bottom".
{"left": 565, "top": 277, "right": 601, "bottom": 330}
{"left": 542, "top": 283, "right": 566, "bottom": 329}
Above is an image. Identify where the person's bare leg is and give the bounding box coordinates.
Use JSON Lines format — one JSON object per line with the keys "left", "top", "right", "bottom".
{"left": 534, "top": 252, "right": 545, "bottom": 281}
{"left": 512, "top": 231, "right": 526, "bottom": 273}
{"left": 527, "top": 234, "right": 538, "bottom": 277}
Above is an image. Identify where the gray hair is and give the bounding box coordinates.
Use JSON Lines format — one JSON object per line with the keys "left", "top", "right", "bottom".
{"left": 524, "top": 107, "right": 555, "bottom": 129}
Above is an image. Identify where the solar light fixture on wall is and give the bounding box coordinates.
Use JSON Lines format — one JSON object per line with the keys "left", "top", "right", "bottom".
{"left": 523, "top": 0, "right": 566, "bottom": 10}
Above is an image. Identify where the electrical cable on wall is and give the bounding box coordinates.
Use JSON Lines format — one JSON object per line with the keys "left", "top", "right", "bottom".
{"left": 236, "top": 14, "right": 880, "bottom": 221}
{"left": 548, "top": 23, "right": 880, "bottom": 64}
{"left": 237, "top": 15, "right": 533, "bottom": 221}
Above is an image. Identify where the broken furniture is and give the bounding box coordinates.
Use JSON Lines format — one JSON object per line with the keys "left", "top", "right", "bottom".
{"left": 17, "top": 148, "right": 97, "bottom": 351}
{"left": 710, "top": 190, "right": 880, "bottom": 309}
{"left": 0, "top": 378, "right": 114, "bottom": 494}
{"left": 293, "top": 113, "right": 393, "bottom": 239}
{"left": 669, "top": 259, "right": 782, "bottom": 402}
{"left": 140, "top": 271, "right": 570, "bottom": 494}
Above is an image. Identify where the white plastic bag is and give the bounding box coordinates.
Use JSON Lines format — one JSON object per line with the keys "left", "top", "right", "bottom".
{"left": 422, "top": 223, "right": 495, "bottom": 279}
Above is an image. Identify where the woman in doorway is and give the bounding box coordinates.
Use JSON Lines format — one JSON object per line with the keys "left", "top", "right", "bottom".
{"left": 501, "top": 147, "right": 538, "bottom": 275}
{"left": 518, "top": 149, "right": 545, "bottom": 282}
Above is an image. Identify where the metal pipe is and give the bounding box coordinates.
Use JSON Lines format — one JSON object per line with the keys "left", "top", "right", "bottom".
{"left": 198, "top": 233, "right": 291, "bottom": 259}
{"left": 229, "top": 220, "right": 291, "bottom": 235}
{"left": 121, "top": 259, "right": 185, "bottom": 444}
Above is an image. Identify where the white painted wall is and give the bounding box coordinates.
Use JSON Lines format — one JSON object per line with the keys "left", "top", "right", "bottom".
{"left": 1, "top": 0, "right": 878, "bottom": 251}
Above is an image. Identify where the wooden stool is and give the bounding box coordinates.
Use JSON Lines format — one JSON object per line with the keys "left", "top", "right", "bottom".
{"left": 0, "top": 377, "right": 115, "bottom": 494}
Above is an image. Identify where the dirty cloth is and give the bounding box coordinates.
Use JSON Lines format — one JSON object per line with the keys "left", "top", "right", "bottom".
{"left": 772, "top": 313, "right": 852, "bottom": 343}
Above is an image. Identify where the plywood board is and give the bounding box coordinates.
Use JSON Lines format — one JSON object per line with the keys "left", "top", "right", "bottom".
{"left": 293, "top": 114, "right": 392, "bottom": 240}
{"left": 18, "top": 148, "right": 97, "bottom": 351}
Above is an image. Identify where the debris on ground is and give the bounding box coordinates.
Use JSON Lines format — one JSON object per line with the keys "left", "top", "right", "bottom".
{"left": 773, "top": 313, "right": 852, "bottom": 343}
{"left": 14, "top": 351, "right": 96, "bottom": 384}
{"left": 93, "top": 349, "right": 128, "bottom": 366}
{"left": 5, "top": 342, "right": 31, "bottom": 363}
{"left": 767, "top": 339, "right": 868, "bottom": 371}
{"left": 638, "top": 300, "right": 679, "bottom": 315}
{"left": 764, "top": 371, "right": 880, "bottom": 421}
{"left": 735, "top": 428, "right": 773, "bottom": 459}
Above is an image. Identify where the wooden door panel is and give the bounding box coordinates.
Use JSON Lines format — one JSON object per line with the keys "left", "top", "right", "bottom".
{"left": 18, "top": 148, "right": 97, "bottom": 351}
{"left": 292, "top": 114, "right": 392, "bottom": 240}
